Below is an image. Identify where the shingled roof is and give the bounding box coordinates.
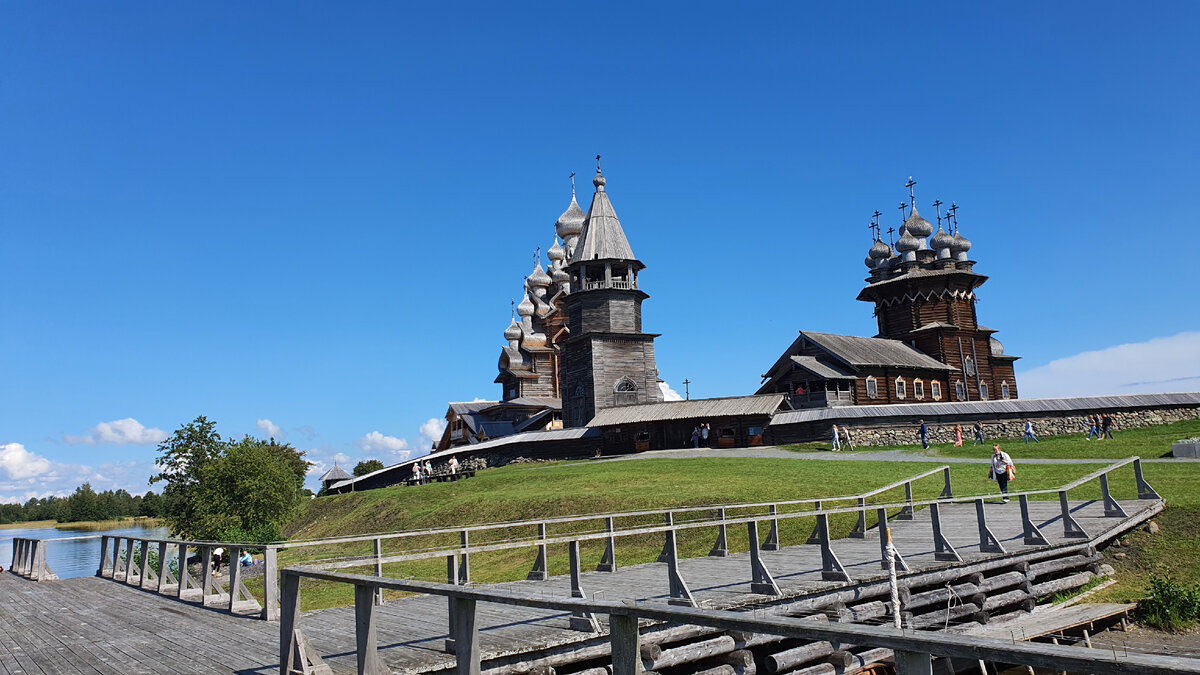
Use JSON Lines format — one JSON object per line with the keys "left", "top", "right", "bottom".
{"left": 569, "top": 169, "right": 638, "bottom": 264}
{"left": 588, "top": 394, "right": 788, "bottom": 426}
{"left": 800, "top": 331, "right": 954, "bottom": 371}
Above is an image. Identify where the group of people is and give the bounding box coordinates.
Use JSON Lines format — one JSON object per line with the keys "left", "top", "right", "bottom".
{"left": 410, "top": 455, "right": 460, "bottom": 485}
{"left": 690, "top": 423, "right": 712, "bottom": 448}
{"left": 209, "top": 547, "right": 258, "bottom": 578}
{"left": 915, "top": 419, "right": 1043, "bottom": 448}
{"left": 830, "top": 424, "right": 856, "bottom": 451}
{"left": 1085, "top": 413, "right": 1116, "bottom": 440}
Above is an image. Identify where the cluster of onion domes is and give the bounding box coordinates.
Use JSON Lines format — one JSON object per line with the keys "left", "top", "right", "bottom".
{"left": 865, "top": 200, "right": 974, "bottom": 269}
{"left": 502, "top": 181, "right": 583, "bottom": 344}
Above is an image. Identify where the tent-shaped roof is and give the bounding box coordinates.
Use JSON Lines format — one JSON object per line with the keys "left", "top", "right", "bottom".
{"left": 319, "top": 464, "right": 352, "bottom": 482}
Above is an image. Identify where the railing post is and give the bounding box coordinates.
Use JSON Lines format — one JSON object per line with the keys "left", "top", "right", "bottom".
{"left": 373, "top": 538, "right": 385, "bottom": 605}
{"left": 454, "top": 596, "right": 481, "bottom": 675}
{"left": 279, "top": 570, "right": 301, "bottom": 675}
{"left": 663, "top": 527, "right": 696, "bottom": 606}
{"left": 1019, "top": 495, "right": 1050, "bottom": 546}
{"left": 748, "top": 520, "right": 780, "bottom": 595}
{"left": 568, "top": 540, "right": 600, "bottom": 631}
{"left": 597, "top": 516, "right": 617, "bottom": 572}
{"left": 355, "top": 583, "right": 384, "bottom": 675}
{"left": 156, "top": 541, "right": 169, "bottom": 593}
{"left": 609, "top": 612, "right": 641, "bottom": 675}
{"left": 974, "top": 499, "right": 1006, "bottom": 554}
{"left": 528, "top": 522, "right": 549, "bottom": 580}
{"left": 815, "top": 513, "right": 851, "bottom": 581}
{"left": 264, "top": 545, "right": 280, "bottom": 621}
{"left": 28, "top": 540, "right": 42, "bottom": 581}
{"left": 459, "top": 530, "right": 471, "bottom": 584}
{"left": 201, "top": 545, "right": 214, "bottom": 604}
{"left": 228, "top": 546, "right": 243, "bottom": 613}
{"left": 1133, "top": 458, "right": 1161, "bottom": 500}
{"left": 849, "top": 497, "right": 868, "bottom": 538}
{"left": 763, "top": 504, "right": 780, "bottom": 550}
{"left": 138, "top": 539, "right": 152, "bottom": 589}
{"left": 940, "top": 467, "right": 953, "bottom": 499}
{"left": 898, "top": 482, "right": 915, "bottom": 520}
{"left": 930, "top": 502, "right": 962, "bottom": 562}
{"left": 806, "top": 501, "right": 824, "bottom": 544}
{"left": 97, "top": 535, "right": 111, "bottom": 577}
{"left": 124, "top": 538, "right": 137, "bottom": 586}
{"left": 111, "top": 536, "right": 123, "bottom": 579}
{"left": 177, "top": 543, "right": 191, "bottom": 599}
{"left": 445, "top": 554, "right": 460, "bottom": 654}
{"left": 895, "top": 650, "right": 933, "bottom": 675}
{"left": 657, "top": 512, "right": 675, "bottom": 562}
{"left": 709, "top": 508, "right": 729, "bottom": 557}
{"left": 1099, "top": 473, "right": 1129, "bottom": 517}
{"left": 1059, "top": 491, "right": 1089, "bottom": 538}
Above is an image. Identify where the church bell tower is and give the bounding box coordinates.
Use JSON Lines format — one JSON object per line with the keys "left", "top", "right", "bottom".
{"left": 561, "top": 160, "right": 663, "bottom": 427}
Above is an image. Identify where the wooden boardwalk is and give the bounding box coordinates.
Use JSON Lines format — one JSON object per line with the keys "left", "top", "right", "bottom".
{"left": 0, "top": 497, "right": 1160, "bottom": 674}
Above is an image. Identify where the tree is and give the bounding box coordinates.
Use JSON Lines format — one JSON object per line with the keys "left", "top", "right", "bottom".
{"left": 150, "top": 416, "right": 224, "bottom": 537}
{"left": 67, "top": 483, "right": 103, "bottom": 522}
{"left": 139, "top": 491, "right": 164, "bottom": 518}
{"left": 353, "top": 459, "right": 385, "bottom": 477}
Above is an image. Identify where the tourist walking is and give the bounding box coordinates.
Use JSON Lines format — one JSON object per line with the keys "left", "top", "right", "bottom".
{"left": 1102, "top": 413, "right": 1115, "bottom": 439}
{"left": 701, "top": 422, "right": 710, "bottom": 447}
{"left": 842, "top": 425, "right": 856, "bottom": 451}
{"left": 691, "top": 426, "right": 701, "bottom": 448}
{"left": 448, "top": 455, "right": 459, "bottom": 475}
{"left": 954, "top": 423, "right": 963, "bottom": 447}
{"left": 831, "top": 424, "right": 842, "bottom": 451}
{"left": 972, "top": 420, "right": 985, "bottom": 446}
{"left": 990, "top": 444, "right": 1015, "bottom": 503}
{"left": 918, "top": 419, "right": 929, "bottom": 449}
{"left": 412, "top": 461, "right": 423, "bottom": 485}
{"left": 1023, "top": 419, "right": 1039, "bottom": 444}
{"left": 1086, "top": 414, "right": 1100, "bottom": 441}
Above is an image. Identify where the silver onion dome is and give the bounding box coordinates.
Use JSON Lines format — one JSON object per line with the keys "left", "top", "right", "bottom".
{"left": 504, "top": 317, "right": 522, "bottom": 341}
{"left": 930, "top": 227, "right": 954, "bottom": 252}
{"left": 864, "top": 256, "right": 876, "bottom": 269}
{"left": 528, "top": 262, "right": 551, "bottom": 288}
{"left": 516, "top": 294, "right": 535, "bottom": 317}
{"left": 989, "top": 336, "right": 1005, "bottom": 356}
{"left": 869, "top": 239, "right": 892, "bottom": 260}
{"left": 950, "top": 230, "right": 972, "bottom": 255}
{"left": 551, "top": 266, "right": 569, "bottom": 284}
{"left": 555, "top": 194, "right": 586, "bottom": 241}
{"left": 547, "top": 239, "right": 565, "bottom": 262}
{"left": 895, "top": 227, "right": 921, "bottom": 253}
{"left": 904, "top": 206, "right": 934, "bottom": 239}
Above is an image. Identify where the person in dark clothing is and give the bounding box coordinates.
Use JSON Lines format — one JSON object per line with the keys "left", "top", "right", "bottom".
{"left": 972, "top": 421, "right": 985, "bottom": 446}
{"left": 1101, "top": 413, "right": 1114, "bottom": 439}
{"left": 918, "top": 420, "right": 929, "bottom": 449}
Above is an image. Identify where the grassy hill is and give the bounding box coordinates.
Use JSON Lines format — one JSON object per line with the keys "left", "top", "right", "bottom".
{"left": 280, "top": 419, "right": 1200, "bottom": 610}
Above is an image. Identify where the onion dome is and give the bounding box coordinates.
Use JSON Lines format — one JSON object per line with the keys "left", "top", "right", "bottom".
{"left": 989, "top": 337, "right": 1005, "bottom": 356}
{"left": 504, "top": 317, "right": 522, "bottom": 341}
{"left": 516, "top": 293, "right": 535, "bottom": 318}
{"left": 593, "top": 168, "right": 606, "bottom": 189}
{"left": 555, "top": 190, "right": 586, "bottom": 242}
{"left": 930, "top": 226, "right": 954, "bottom": 252}
{"left": 903, "top": 206, "right": 934, "bottom": 239}
{"left": 547, "top": 239, "right": 565, "bottom": 263}
{"left": 551, "top": 266, "right": 569, "bottom": 285}
{"left": 895, "top": 226, "right": 921, "bottom": 253}
{"left": 528, "top": 262, "right": 551, "bottom": 288}
{"left": 950, "top": 230, "right": 972, "bottom": 256}
{"left": 869, "top": 239, "right": 892, "bottom": 261}
{"left": 864, "top": 256, "right": 875, "bottom": 269}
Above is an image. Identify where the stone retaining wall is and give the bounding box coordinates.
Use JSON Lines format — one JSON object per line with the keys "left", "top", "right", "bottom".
{"left": 832, "top": 406, "right": 1200, "bottom": 448}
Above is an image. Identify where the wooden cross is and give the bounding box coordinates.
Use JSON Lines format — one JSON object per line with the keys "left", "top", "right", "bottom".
{"left": 570, "top": 172, "right": 576, "bottom": 194}
{"left": 595, "top": 154, "right": 602, "bottom": 171}
{"left": 534, "top": 247, "right": 540, "bottom": 267}
{"left": 872, "top": 210, "right": 883, "bottom": 240}
{"left": 899, "top": 201, "right": 908, "bottom": 222}
{"left": 948, "top": 202, "right": 959, "bottom": 234}
{"left": 905, "top": 177, "right": 917, "bottom": 207}
{"left": 682, "top": 379, "right": 691, "bottom": 401}
{"left": 868, "top": 220, "right": 878, "bottom": 242}
{"left": 887, "top": 226, "right": 896, "bottom": 248}
{"left": 933, "top": 199, "right": 944, "bottom": 228}
{"left": 511, "top": 299, "right": 515, "bottom": 319}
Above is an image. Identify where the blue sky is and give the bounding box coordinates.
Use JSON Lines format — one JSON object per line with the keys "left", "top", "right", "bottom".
{"left": 2, "top": 2, "right": 1198, "bottom": 501}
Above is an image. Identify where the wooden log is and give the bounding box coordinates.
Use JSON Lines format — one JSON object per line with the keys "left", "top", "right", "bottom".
{"left": 908, "top": 603, "right": 983, "bottom": 630}
{"left": 983, "top": 590, "right": 1034, "bottom": 613}
{"left": 719, "top": 650, "right": 755, "bottom": 668}
{"left": 692, "top": 667, "right": 735, "bottom": 675}
{"left": 847, "top": 647, "right": 895, "bottom": 673}
{"left": 787, "top": 664, "right": 834, "bottom": 675}
{"left": 563, "top": 669, "right": 604, "bottom": 675}
{"left": 978, "top": 571, "right": 1031, "bottom": 594}
{"left": 1031, "top": 571, "right": 1094, "bottom": 599}
{"left": 843, "top": 600, "right": 889, "bottom": 623}
{"left": 903, "top": 582, "right": 981, "bottom": 612}
{"left": 644, "top": 635, "right": 737, "bottom": 671}
{"left": 765, "top": 641, "right": 835, "bottom": 673}
{"left": 1028, "top": 554, "right": 1102, "bottom": 580}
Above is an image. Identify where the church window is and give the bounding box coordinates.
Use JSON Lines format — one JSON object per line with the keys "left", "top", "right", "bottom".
{"left": 866, "top": 377, "right": 878, "bottom": 398}
{"left": 980, "top": 382, "right": 989, "bottom": 400}
{"left": 1001, "top": 381, "right": 1011, "bottom": 399}
{"left": 614, "top": 378, "right": 639, "bottom": 406}
{"left": 895, "top": 377, "right": 906, "bottom": 399}
{"left": 955, "top": 381, "right": 966, "bottom": 400}
{"left": 914, "top": 379, "right": 925, "bottom": 400}
{"left": 964, "top": 356, "right": 976, "bottom": 377}
{"left": 931, "top": 381, "right": 942, "bottom": 400}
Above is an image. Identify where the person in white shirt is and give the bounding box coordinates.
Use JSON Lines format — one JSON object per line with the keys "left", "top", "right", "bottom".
{"left": 990, "top": 444, "right": 1015, "bottom": 502}
{"left": 448, "top": 455, "right": 459, "bottom": 475}
{"left": 412, "top": 462, "right": 423, "bottom": 485}
{"left": 831, "top": 424, "right": 842, "bottom": 452}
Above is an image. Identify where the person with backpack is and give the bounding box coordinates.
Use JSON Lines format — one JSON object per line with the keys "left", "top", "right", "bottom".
{"left": 990, "top": 444, "right": 1015, "bottom": 503}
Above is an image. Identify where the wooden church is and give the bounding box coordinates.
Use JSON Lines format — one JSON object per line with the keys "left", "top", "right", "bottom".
{"left": 757, "top": 181, "right": 1019, "bottom": 408}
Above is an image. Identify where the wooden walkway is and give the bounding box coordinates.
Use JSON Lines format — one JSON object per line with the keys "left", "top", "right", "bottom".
{"left": 0, "top": 497, "right": 1160, "bottom": 674}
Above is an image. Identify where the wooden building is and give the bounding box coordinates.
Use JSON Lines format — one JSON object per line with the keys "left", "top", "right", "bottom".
{"left": 435, "top": 398, "right": 561, "bottom": 452}
{"left": 758, "top": 187, "right": 1019, "bottom": 408}
{"left": 584, "top": 394, "right": 788, "bottom": 453}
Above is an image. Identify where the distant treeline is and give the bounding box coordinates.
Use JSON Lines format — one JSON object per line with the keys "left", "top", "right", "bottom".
{"left": 0, "top": 483, "right": 165, "bottom": 525}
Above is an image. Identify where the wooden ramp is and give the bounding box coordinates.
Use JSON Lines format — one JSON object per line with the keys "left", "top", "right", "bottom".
{"left": 0, "top": 497, "right": 1161, "bottom": 674}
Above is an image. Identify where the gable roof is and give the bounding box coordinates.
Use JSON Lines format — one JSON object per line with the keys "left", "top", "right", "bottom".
{"left": 800, "top": 331, "right": 955, "bottom": 371}
{"left": 588, "top": 394, "right": 788, "bottom": 426}
{"left": 789, "top": 355, "right": 856, "bottom": 379}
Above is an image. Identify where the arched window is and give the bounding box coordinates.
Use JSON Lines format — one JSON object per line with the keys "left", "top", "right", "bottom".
{"left": 914, "top": 378, "right": 925, "bottom": 400}
{"left": 1001, "top": 381, "right": 1011, "bottom": 399}
{"left": 895, "top": 377, "right": 907, "bottom": 399}
{"left": 980, "top": 382, "right": 989, "bottom": 400}
{"left": 866, "top": 376, "right": 878, "bottom": 399}
{"left": 614, "top": 378, "right": 638, "bottom": 406}
{"left": 955, "top": 380, "right": 966, "bottom": 400}
{"left": 931, "top": 381, "right": 942, "bottom": 401}
{"left": 964, "top": 356, "right": 976, "bottom": 377}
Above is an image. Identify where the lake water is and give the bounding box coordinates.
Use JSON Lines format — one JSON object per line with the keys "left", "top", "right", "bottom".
{"left": 1, "top": 522, "right": 169, "bottom": 579}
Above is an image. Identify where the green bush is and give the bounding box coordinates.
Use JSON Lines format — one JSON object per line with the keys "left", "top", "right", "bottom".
{"left": 1140, "top": 573, "right": 1200, "bottom": 631}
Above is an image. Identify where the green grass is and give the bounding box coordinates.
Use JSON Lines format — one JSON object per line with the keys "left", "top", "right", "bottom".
{"left": 783, "top": 417, "right": 1200, "bottom": 460}
{"left": 272, "top": 447, "right": 1200, "bottom": 611}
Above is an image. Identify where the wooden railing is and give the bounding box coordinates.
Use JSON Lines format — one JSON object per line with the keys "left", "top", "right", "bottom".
{"left": 8, "top": 536, "right": 59, "bottom": 581}
{"left": 279, "top": 561, "right": 1200, "bottom": 675}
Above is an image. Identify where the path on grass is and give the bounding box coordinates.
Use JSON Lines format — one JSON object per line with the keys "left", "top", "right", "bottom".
{"left": 599, "top": 446, "right": 1200, "bottom": 464}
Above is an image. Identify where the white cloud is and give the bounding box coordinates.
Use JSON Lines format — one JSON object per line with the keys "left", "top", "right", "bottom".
{"left": 356, "top": 431, "right": 411, "bottom": 460}
{"left": 1019, "top": 332, "right": 1200, "bottom": 398}
{"left": 0, "top": 453, "right": 158, "bottom": 504}
{"left": 659, "top": 381, "right": 684, "bottom": 402}
{"left": 419, "top": 417, "right": 447, "bottom": 449}
{"left": 0, "top": 443, "right": 52, "bottom": 480}
{"left": 256, "top": 418, "right": 284, "bottom": 440}
{"left": 63, "top": 418, "right": 168, "bottom": 446}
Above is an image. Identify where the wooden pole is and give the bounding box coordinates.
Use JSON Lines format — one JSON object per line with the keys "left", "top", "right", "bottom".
{"left": 454, "top": 597, "right": 480, "bottom": 675}
{"left": 610, "top": 613, "right": 642, "bottom": 675}
{"left": 355, "top": 583, "right": 384, "bottom": 675}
